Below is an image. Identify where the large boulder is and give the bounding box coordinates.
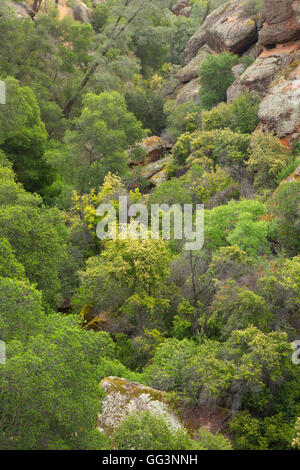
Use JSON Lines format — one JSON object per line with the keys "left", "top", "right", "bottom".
{"left": 72, "top": 1, "right": 91, "bottom": 23}
{"left": 176, "top": 44, "right": 213, "bottom": 83}
{"left": 141, "top": 155, "right": 172, "bottom": 180}
{"left": 258, "top": 63, "right": 300, "bottom": 140}
{"left": 172, "top": 1, "right": 191, "bottom": 17}
{"left": 98, "top": 376, "right": 232, "bottom": 437}
{"left": 259, "top": 0, "right": 300, "bottom": 46}
{"left": 140, "top": 136, "right": 169, "bottom": 163}
{"left": 184, "top": 0, "right": 258, "bottom": 64}
{"left": 227, "top": 43, "right": 299, "bottom": 101}
{"left": 176, "top": 78, "right": 201, "bottom": 105}
{"left": 98, "top": 376, "right": 182, "bottom": 436}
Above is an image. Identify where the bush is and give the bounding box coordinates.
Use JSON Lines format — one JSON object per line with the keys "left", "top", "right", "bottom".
{"left": 229, "top": 411, "right": 294, "bottom": 450}
{"left": 165, "top": 101, "right": 201, "bottom": 144}
{"left": 91, "top": 3, "right": 109, "bottom": 32}
{"left": 268, "top": 181, "right": 300, "bottom": 256}
{"left": 247, "top": 131, "right": 291, "bottom": 190}
{"left": 176, "top": 129, "right": 251, "bottom": 170}
{"left": 126, "top": 86, "right": 167, "bottom": 135}
{"left": 198, "top": 53, "right": 238, "bottom": 109}
{"left": 114, "top": 411, "right": 201, "bottom": 450}
{"left": 193, "top": 428, "right": 232, "bottom": 450}
{"left": 202, "top": 92, "right": 260, "bottom": 134}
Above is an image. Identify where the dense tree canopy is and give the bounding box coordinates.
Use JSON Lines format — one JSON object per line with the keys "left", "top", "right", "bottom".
{"left": 0, "top": 0, "right": 299, "bottom": 452}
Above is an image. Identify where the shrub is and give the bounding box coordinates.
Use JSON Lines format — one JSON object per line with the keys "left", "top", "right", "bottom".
{"left": 247, "top": 132, "right": 291, "bottom": 190}
{"left": 114, "top": 411, "right": 201, "bottom": 450}
{"left": 202, "top": 92, "right": 260, "bottom": 134}
{"left": 198, "top": 53, "right": 238, "bottom": 109}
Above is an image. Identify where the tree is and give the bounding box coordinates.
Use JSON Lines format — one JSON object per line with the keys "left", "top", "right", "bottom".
{"left": 173, "top": 129, "right": 250, "bottom": 169}
{"left": 0, "top": 168, "right": 66, "bottom": 306}
{"left": 143, "top": 326, "right": 293, "bottom": 412}
{"left": 198, "top": 52, "right": 238, "bottom": 109}
{"left": 165, "top": 101, "right": 201, "bottom": 144}
{"left": 48, "top": 91, "right": 146, "bottom": 193}
{"left": 125, "top": 85, "right": 167, "bottom": 135}
{"left": 75, "top": 226, "right": 172, "bottom": 332}
{"left": 114, "top": 410, "right": 201, "bottom": 450}
{"left": 247, "top": 131, "right": 291, "bottom": 190}
{"left": 0, "top": 238, "right": 25, "bottom": 281}
{"left": 0, "top": 277, "right": 45, "bottom": 342}
{"left": 229, "top": 411, "right": 294, "bottom": 450}
{"left": 207, "top": 284, "right": 273, "bottom": 340}
{"left": 193, "top": 427, "right": 232, "bottom": 450}
{"left": 0, "top": 314, "right": 114, "bottom": 450}
{"left": 268, "top": 181, "right": 300, "bottom": 256}
{"left": 202, "top": 92, "right": 260, "bottom": 134}
{"left": 204, "top": 199, "right": 267, "bottom": 252}
{"left": 62, "top": 0, "right": 169, "bottom": 115}
{"left": 0, "top": 10, "right": 93, "bottom": 137}
{"left": 0, "top": 77, "right": 52, "bottom": 194}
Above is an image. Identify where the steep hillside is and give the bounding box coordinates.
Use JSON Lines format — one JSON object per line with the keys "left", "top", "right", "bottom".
{"left": 176, "top": 0, "right": 300, "bottom": 145}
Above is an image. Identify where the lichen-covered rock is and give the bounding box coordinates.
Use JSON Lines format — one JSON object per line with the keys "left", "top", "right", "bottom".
{"left": 184, "top": 0, "right": 258, "bottom": 64}
{"left": 149, "top": 167, "right": 169, "bottom": 186}
{"left": 141, "top": 155, "right": 172, "bottom": 180}
{"left": 176, "top": 45, "right": 213, "bottom": 83}
{"left": 258, "top": 63, "right": 300, "bottom": 139}
{"left": 140, "top": 136, "right": 168, "bottom": 163}
{"left": 232, "top": 63, "right": 247, "bottom": 79}
{"left": 72, "top": 1, "right": 91, "bottom": 23}
{"left": 172, "top": 1, "right": 190, "bottom": 17}
{"left": 259, "top": 0, "right": 300, "bottom": 46}
{"left": 243, "top": 42, "right": 263, "bottom": 60}
{"left": 98, "top": 376, "right": 182, "bottom": 436}
{"left": 227, "top": 48, "right": 297, "bottom": 102}
{"left": 176, "top": 78, "right": 201, "bottom": 105}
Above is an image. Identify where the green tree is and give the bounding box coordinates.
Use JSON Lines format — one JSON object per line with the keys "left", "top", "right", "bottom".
{"left": 268, "top": 182, "right": 300, "bottom": 256}
{"left": 48, "top": 91, "right": 146, "bottom": 193}
{"left": 202, "top": 92, "right": 260, "bottom": 134}
{"left": 165, "top": 100, "right": 201, "bottom": 144}
{"left": 0, "top": 277, "right": 45, "bottom": 342}
{"left": 0, "top": 315, "right": 114, "bottom": 449}
{"left": 207, "top": 284, "right": 273, "bottom": 340}
{"left": 229, "top": 411, "right": 294, "bottom": 450}
{"left": 0, "top": 202, "right": 67, "bottom": 309}
{"left": 247, "top": 131, "right": 291, "bottom": 190}
{"left": 0, "top": 238, "right": 25, "bottom": 281}
{"left": 125, "top": 85, "right": 167, "bottom": 135}
{"left": 204, "top": 199, "right": 267, "bottom": 252}
{"left": 75, "top": 225, "right": 172, "bottom": 332}
{"left": 198, "top": 52, "right": 238, "bottom": 109}
{"left": 114, "top": 411, "right": 201, "bottom": 450}
{"left": 0, "top": 77, "right": 52, "bottom": 194}
{"left": 173, "top": 129, "right": 250, "bottom": 169}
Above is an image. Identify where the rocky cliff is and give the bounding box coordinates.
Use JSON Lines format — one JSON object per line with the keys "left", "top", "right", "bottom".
{"left": 177, "top": 0, "right": 300, "bottom": 145}
{"left": 11, "top": 0, "right": 92, "bottom": 23}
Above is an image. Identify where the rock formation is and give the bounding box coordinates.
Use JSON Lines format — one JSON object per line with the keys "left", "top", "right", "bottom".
{"left": 172, "top": 1, "right": 191, "bottom": 18}
{"left": 259, "top": 0, "right": 300, "bottom": 46}
{"left": 98, "top": 376, "right": 182, "bottom": 436}
{"left": 98, "top": 376, "right": 232, "bottom": 437}
{"left": 176, "top": 0, "right": 300, "bottom": 144}
{"left": 11, "top": 0, "right": 91, "bottom": 23}
{"left": 140, "top": 136, "right": 170, "bottom": 163}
